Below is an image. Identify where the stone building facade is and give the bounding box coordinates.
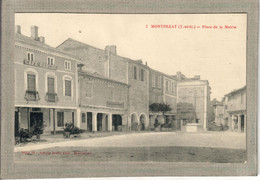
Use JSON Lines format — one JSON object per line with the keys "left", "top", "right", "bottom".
{"left": 149, "top": 68, "right": 178, "bottom": 129}
{"left": 223, "top": 86, "right": 246, "bottom": 133}
{"left": 212, "top": 101, "right": 226, "bottom": 126}
{"left": 176, "top": 73, "right": 211, "bottom": 131}
{"left": 57, "top": 38, "right": 149, "bottom": 132}
{"left": 14, "top": 26, "right": 80, "bottom": 135}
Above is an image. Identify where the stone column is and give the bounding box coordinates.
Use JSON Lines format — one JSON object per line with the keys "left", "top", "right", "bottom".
{"left": 231, "top": 115, "right": 234, "bottom": 131}
{"left": 244, "top": 114, "right": 247, "bottom": 133}
{"left": 18, "top": 108, "right": 21, "bottom": 129}
{"left": 107, "top": 113, "right": 112, "bottom": 132}
{"left": 237, "top": 114, "right": 241, "bottom": 132}
{"left": 53, "top": 108, "right": 56, "bottom": 134}
{"left": 180, "top": 119, "right": 183, "bottom": 131}
{"left": 92, "top": 112, "right": 97, "bottom": 132}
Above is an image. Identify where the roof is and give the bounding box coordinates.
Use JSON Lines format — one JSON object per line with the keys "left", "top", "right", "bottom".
{"left": 78, "top": 70, "right": 129, "bottom": 87}
{"left": 15, "top": 33, "right": 80, "bottom": 60}
{"left": 57, "top": 38, "right": 148, "bottom": 68}
{"left": 149, "top": 67, "right": 177, "bottom": 80}
{"left": 224, "top": 86, "right": 246, "bottom": 97}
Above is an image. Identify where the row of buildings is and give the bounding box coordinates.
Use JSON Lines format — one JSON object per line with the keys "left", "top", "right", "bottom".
{"left": 14, "top": 25, "right": 211, "bottom": 135}
{"left": 212, "top": 86, "right": 246, "bottom": 133}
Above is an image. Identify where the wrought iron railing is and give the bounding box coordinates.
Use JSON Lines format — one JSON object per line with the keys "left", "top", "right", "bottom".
{"left": 45, "top": 92, "right": 58, "bottom": 102}
{"left": 24, "top": 90, "right": 40, "bottom": 101}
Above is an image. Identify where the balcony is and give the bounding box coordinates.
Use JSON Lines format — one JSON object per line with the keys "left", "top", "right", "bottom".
{"left": 24, "top": 90, "right": 40, "bottom": 101}
{"left": 45, "top": 92, "right": 58, "bottom": 103}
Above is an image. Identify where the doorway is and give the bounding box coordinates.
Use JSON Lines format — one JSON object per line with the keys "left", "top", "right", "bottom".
{"left": 241, "top": 115, "right": 245, "bottom": 132}
{"left": 97, "top": 113, "right": 102, "bottom": 131}
{"left": 30, "top": 112, "right": 43, "bottom": 131}
{"left": 112, "top": 115, "right": 122, "bottom": 131}
{"left": 87, "top": 112, "right": 92, "bottom": 132}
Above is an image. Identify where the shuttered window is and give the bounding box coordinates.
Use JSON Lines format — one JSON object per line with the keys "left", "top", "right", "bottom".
{"left": 140, "top": 69, "right": 144, "bottom": 81}
{"left": 152, "top": 74, "right": 155, "bottom": 87}
{"left": 27, "top": 74, "right": 36, "bottom": 91}
{"left": 48, "top": 77, "right": 55, "bottom": 93}
{"left": 133, "top": 66, "right": 137, "bottom": 79}
{"left": 158, "top": 76, "right": 162, "bottom": 88}
{"left": 65, "top": 80, "right": 71, "bottom": 96}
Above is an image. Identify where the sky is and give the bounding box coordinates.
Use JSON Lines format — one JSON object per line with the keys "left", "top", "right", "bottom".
{"left": 15, "top": 13, "right": 247, "bottom": 100}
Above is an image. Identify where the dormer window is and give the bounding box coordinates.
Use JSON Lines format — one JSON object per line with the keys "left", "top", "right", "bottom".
{"left": 26, "top": 52, "right": 34, "bottom": 63}
{"left": 47, "top": 57, "right": 55, "bottom": 66}
{"left": 64, "top": 60, "right": 71, "bottom": 70}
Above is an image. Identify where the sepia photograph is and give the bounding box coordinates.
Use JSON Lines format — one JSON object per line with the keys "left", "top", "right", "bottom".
{"left": 1, "top": 0, "right": 258, "bottom": 178}
{"left": 13, "top": 13, "right": 247, "bottom": 163}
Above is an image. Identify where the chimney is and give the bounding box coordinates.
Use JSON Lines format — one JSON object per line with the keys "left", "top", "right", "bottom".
{"left": 194, "top": 75, "right": 200, "bottom": 80}
{"left": 15, "top": 25, "right": 21, "bottom": 34}
{"left": 105, "top": 45, "right": 117, "bottom": 55}
{"left": 31, "top": 26, "right": 39, "bottom": 40}
{"left": 39, "top": 36, "right": 45, "bottom": 43}
{"left": 176, "top": 71, "right": 182, "bottom": 80}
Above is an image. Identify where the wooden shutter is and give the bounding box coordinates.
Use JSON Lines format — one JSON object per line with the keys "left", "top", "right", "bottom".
{"left": 65, "top": 80, "right": 71, "bottom": 96}
{"left": 27, "top": 74, "right": 36, "bottom": 91}
{"left": 48, "top": 77, "right": 55, "bottom": 93}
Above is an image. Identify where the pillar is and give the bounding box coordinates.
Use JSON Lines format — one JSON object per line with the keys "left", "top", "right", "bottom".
{"left": 18, "top": 108, "right": 21, "bottom": 129}
{"left": 237, "top": 114, "right": 241, "bottom": 132}
{"left": 76, "top": 108, "right": 81, "bottom": 128}
{"left": 231, "top": 115, "right": 234, "bottom": 131}
{"left": 27, "top": 107, "right": 30, "bottom": 131}
{"left": 244, "top": 114, "right": 247, "bottom": 133}
{"left": 53, "top": 108, "right": 56, "bottom": 134}
{"left": 92, "top": 112, "right": 97, "bottom": 132}
{"left": 180, "top": 119, "right": 183, "bottom": 131}
{"left": 108, "top": 113, "right": 112, "bottom": 132}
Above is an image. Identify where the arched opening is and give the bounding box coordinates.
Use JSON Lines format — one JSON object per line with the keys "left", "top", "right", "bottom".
{"left": 131, "top": 113, "right": 138, "bottom": 131}
{"left": 140, "top": 114, "right": 146, "bottom": 131}
{"left": 112, "top": 114, "right": 122, "bottom": 131}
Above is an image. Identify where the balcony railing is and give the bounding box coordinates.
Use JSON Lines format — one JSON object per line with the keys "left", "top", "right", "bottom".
{"left": 24, "top": 90, "right": 40, "bottom": 101}
{"left": 45, "top": 92, "right": 58, "bottom": 103}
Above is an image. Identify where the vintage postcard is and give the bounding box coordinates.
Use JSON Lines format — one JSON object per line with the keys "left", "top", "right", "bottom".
{"left": 1, "top": 0, "right": 258, "bottom": 178}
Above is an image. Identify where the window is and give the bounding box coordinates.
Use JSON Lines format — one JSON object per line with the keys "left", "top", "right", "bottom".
{"left": 47, "top": 57, "right": 55, "bottom": 66}
{"left": 57, "top": 112, "right": 64, "bottom": 127}
{"left": 171, "top": 82, "right": 175, "bottom": 92}
{"left": 27, "top": 74, "right": 36, "bottom": 91}
{"left": 64, "top": 61, "right": 71, "bottom": 70}
{"left": 81, "top": 113, "right": 86, "bottom": 123}
{"left": 108, "top": 86, "right": 114, "bottom": 100}
{"left": 86, "top": 83, "right": 93, "bottom": 98}
{"left": 152, "top": 74, "right": 155, "bottom": 87}
{"left": 158, "top": 76, "right": 161, "bottom": 88}
{"left": 140, "top": 69, "right": 144, "bottom": 81}
{"left": 47, "top": 77, "right": 55, "bottom": 93}
{"left": 65, "top": 80, "right": 71, "bottom": 96}
{"left": 26, "top": 52, "right": 34, "bottom": 63}
{"left": 133, "top": 66, "right": 137, "bottom": 79}
{"left": 166, "top": 81, "right": 169, "bottom": 91}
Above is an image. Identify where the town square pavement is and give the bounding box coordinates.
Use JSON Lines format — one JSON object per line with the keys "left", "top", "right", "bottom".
{"left": 14, "top": 131, "right": 246, "bottom": 152}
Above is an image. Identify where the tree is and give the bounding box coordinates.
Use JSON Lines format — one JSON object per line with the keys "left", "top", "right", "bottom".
{"left": 149, "top": 103, "right": 172, "bottom": 115}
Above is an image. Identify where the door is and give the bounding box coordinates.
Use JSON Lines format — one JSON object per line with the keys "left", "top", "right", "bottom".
{"left": 30, "top": 112, "right": 43, "bottom": 129}
{"left": 87, "top": 112, "right": 92, "bottom": 131}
